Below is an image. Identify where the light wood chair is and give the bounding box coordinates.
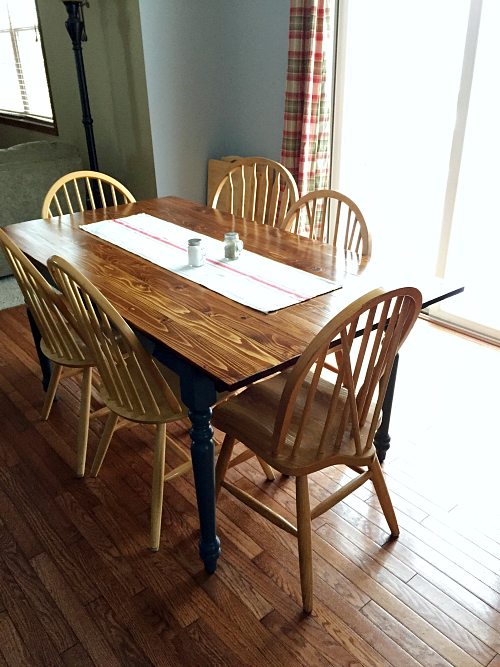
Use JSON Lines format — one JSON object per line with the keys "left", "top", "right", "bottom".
{"left": 213, "top": 286, "right": 422, "bottom": 612}
{"left": 210, "top": 157, "right": 299, "bottom": 228}
{"left": 46, "top": 255, "right": 274, "bottom": 549}
{"left": 42, "top": 170, "right": 136, "bottom": 218}
{"left": 0, "top": 228, "right": 105, "bottom": 478}
{"left": 282, "top": 189, "right": 372, "bottom": 259}
{"left": 283, "top": 189, "right": 373, "bottom": 377}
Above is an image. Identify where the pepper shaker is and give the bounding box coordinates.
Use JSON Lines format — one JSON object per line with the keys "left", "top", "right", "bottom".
{"left": 224, "top": 232, "right": 244, "bottom": 260}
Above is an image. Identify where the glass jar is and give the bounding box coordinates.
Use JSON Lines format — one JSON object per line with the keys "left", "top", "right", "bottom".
{"left": 224, "top": 232, "right": 244, "bottom": 260}
{"left": 187, "top": 238, "right": 206, "bottom": 266}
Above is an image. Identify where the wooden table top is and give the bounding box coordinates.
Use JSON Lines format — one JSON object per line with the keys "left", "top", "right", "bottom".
{"left": 5, "top": 196, "right": 463, "bottom": 391}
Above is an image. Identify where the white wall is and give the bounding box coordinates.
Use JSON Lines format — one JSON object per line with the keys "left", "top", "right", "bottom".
{"left": 222, "top": 0, "right": 290, "bottom": 161}
{"left": 138, "top": 1, "right": 227, "bottom": 204}
{"left": 139, "top": 0, "right": 290, "bottom": 204}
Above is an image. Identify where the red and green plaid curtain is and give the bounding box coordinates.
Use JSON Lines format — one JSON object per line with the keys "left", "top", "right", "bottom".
{"left": 281, "top": 0, "right": 331, "bottom": 199}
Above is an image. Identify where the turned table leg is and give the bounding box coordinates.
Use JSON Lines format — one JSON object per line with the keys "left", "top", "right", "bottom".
{"left": 374, "top": 353, "right": 399, "bottom": 463}
{"left": 188, "top": 404, "right": 221, "bottom": 573}
{"left": 26, "top": 307, "right": 53, "bottom": 392}
{"left": 150, "top": 342, "right": 221, "bottom": 573}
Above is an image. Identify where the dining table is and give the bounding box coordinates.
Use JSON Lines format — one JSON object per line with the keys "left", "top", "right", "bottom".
{"left": 3, "top": 195, "right": 464, "bottom": 574}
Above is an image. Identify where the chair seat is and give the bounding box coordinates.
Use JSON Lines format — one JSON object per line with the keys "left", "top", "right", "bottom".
{"left": 40, "top": 334, "right": 94, "bottom": 368}
{"left": 99, "top": 359, "right": 189, "bottom": 424}
{"left": 212, "top": 368, "right": 377, "bottom": 476}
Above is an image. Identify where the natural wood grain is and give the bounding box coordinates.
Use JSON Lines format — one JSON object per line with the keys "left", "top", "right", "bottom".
{"left": 313, "top": 524, "right": 487, "bottom": 667}
{"left": 0, "top": 610, "right": 35, "bottom": 667}
{"left": 0, "top": 306, "right": 499, "bottom": 666}
{"left": 55, "top": 491, "right": 145, "bottom": 597}
{"left": 174, "top": 616, "right": 249, "bottom": 667}
{"left": 47, "top": 255, "right": 211, "bottom": 551}
{"left": 214, "top": 287, "right": 421, "bottom": 611}
{"left": 66, "top": 538, "right": 186, "bottom": 667}
{"left": 282, "top": 188, "right": 372, "bottom": 258}
{"left": 1, "top": 543, "right": 77, "bottom": 654}
{"left": 0, "top": 480, "right": 43, "bottom": 560}
{"left": 0, "top": 228, "right": 102, "bottom": 478}
{"left": 4, "top": 196, "right": 462, "bottom": 391}
{"left": 361, "top": 601, "right": 456, "bottom": 667}
{"left": 60, "top": 643, "right": 96, "bottom": 667}
{"left": 210, "top": 157, "right": 298, "bottom": 228}
{"left": 0, "top": 466, "right": 100, "bottom": 605}
{"left": 30, "top": 551, "right": 123, "bottom": 667}
{"left": 42, "top": 170, "right": 136, "bottom": 218}
{"left": 408, "top": 575, "right": 500, "bottom": 653}
{"left": 0, "top": 557, "right": 67, "bottom": 666}
{"left": 86, "top": 595, "right": 157, "bottom": 667}
{"left": 201, "top": 578, "right": 307, "bottom": 667}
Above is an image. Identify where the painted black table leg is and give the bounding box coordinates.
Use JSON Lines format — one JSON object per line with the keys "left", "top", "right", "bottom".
{"left": 149, "top": 342, "right": 221, "bottom": 573}
{"left": 374, "top": 352, "right": 399, "bottom": 463}
{"left": 26, "top": 307, "right": 52, "bottom": 392}
{"left": 188, "top": 403, "right": 221, "bottom": 573}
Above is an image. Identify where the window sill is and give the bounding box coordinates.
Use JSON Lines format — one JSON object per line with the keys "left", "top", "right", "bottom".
{"left": 0, "top": 113, "right": 58, "bottom": 135}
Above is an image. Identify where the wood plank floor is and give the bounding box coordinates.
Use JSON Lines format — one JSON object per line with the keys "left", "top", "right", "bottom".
{"left": 0, "top": 304, "right": 498, "bottom": 667}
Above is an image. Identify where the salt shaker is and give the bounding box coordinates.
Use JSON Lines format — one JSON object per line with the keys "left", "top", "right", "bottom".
{"left": 224, "top": 232, "right": 244, "bottom": 260}
{"left": 187, "top": 238, "right": 206, "bottom": 267}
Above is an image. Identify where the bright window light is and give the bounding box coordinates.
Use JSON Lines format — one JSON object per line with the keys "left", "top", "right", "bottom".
{"left": 0, "top": 0, "right": 53, "bottom": 123}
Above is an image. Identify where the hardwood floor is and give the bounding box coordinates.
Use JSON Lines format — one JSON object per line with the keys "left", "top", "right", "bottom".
{"left": 0, "top": 304, "right": 498, "bottom": 667}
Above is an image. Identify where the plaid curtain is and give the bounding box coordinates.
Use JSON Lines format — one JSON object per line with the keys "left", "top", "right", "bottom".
{"left": 281, "top": 0, "right": 331, "bottom": 200}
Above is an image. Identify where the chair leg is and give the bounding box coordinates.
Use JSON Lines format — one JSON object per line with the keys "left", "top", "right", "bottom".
{"left": 215, "top": 434, "right": 236, "bottom": 501}
{"left": 151, "top": 423, "right": 167, "bottom": 552}
{"left": 76, "top": 367, "right": 92, "bottom": 478}
{"left": 296, "top": 475, "right": 313, "bottom": 613}
{"left": 257, "top": 456, "right": 275, "bottom": 481}
{"left": 40, "top": 363, "right": 63, "bottom": 420}
{"left": 90, "top": 411, "right": 119, "bottom": 477}
{"left": 370, "top": 455, "right": 399, "bottom": 536}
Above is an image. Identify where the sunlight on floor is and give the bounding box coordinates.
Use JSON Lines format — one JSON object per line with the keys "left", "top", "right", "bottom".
{"left": 386, "top": 318, "right": 499, "bottom": 513}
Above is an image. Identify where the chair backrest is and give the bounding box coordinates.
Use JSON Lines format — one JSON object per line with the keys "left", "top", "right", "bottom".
{"left": 47, "top": 255, "right": 182, "bottom": 421}
{"left": 210, "top": 157, "right": 299, "bottom": 228}
{"left": 42, "top": 170, "right": 136, "bottom": 218}
{"left": 273, "top": 287, "right": 421, "bottom": 460}
{"left": 0, "top": 229, "right": 87, "bottom": 363}
{"left": 282, "top": 189, "right": 372, "bottom": 259}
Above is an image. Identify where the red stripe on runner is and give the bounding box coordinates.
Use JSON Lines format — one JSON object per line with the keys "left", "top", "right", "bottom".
{"left": 111, "top": 218, "right": 308, "bottom": 301}
{"left": 113, "top": 218, "right": 186, "bottom": 252}
{"left": 203, "top": 256, "right": 307, "bottom": 300}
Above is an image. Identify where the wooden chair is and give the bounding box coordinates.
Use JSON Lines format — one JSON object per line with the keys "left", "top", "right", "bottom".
{"left": 46, "top": 255, "right": 274, "bottom": 549}
{"left": 282, "top": 189, "right": 372, "bottom": 259}
{"left": 210, "top": 157, "right": 299, "bottom": 228}
{"left": 0, "top": 228, "right": 104, "bottom": 478}
{"left": 42, "top": 170, "right": 136, "bottom": 218}
{"left": 283, "top": 189, "right": 372, "bottom": 377}
{"left": 213, "top": 286, "right": 422, "bottom": 612}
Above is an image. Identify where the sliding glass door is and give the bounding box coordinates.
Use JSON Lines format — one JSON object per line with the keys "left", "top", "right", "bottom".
{"left": 432, "top": 0, "right": 499, "bottom": 337}
{"left": 331, "top": 0, "right": 498, "bottom": 340}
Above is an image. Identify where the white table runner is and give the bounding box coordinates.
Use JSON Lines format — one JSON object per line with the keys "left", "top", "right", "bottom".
{"left": 81, "top": 214, "right": 340, "bottom": 313}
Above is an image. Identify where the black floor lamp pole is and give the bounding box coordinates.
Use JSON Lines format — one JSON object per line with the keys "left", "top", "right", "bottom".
{"left": 62, "top": 1, "right": 99, "bottom": 172}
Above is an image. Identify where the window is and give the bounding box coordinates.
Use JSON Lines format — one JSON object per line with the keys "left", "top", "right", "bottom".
{"left": 331, "top": 0, "right": 499, "bottom": 341}
{"left": 0, "top": 0, "right": 54, "bottom": 125}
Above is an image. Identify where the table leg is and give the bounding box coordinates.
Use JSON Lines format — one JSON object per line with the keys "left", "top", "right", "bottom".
{"left": 26, "top": 307, "right": 53, "bottom": 392}
{"left": 148, "top": 342, "right": 221, "bottom": 573}
{"left": 188, "top": 404, "right": 221, "bottom": 573}
{"left": 374, "top": 352, "right": 399, "bottom": 463}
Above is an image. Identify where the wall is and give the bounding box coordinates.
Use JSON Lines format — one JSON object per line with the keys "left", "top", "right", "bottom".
{"left": 222, "top": 0, "right": 290, "bottom": 162}
{"left": 137, "top": 0, "right": 227, "bottom": 204}
{"left": 138, "top": 0, "right": 290, "bottom": 204}
{"left": 1, "top": 0, "right": 290, "bottom": 206}
{"left": 0, "top": 0, "right": 157, "bottom": 201}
